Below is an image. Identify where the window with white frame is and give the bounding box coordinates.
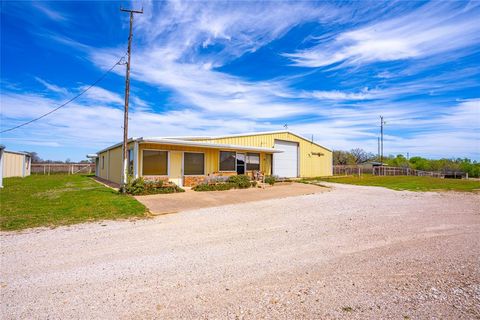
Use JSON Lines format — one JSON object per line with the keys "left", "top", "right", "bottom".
{"left": 219, "top": 151, "right": 236, "bottom": 171}
{"left": 184, "top": 152, "right": 205, "bottom": 175}
{"left": 142, "top": 150, "right": 168, "bottom": 175}
{"left": 246, "top": 153, "right": 260, "bottom": 170}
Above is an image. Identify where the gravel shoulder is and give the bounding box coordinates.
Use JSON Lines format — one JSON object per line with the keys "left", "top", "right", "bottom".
{"left": 1, "top": 183, "right": 479, "bottom": 319}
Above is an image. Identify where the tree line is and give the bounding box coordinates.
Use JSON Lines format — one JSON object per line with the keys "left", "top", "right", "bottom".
{"left": 333, "top": 149, "right": 480, "bottom": 177}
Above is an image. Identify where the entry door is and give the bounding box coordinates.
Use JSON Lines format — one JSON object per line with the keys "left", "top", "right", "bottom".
{"left": 236, "top": 153, "right": 246, "bottom": 175}
{"left": 170, "top": 151, "right": 183, "bottom": 186}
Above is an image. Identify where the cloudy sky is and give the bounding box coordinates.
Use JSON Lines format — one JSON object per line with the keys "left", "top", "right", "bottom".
{"left": 1, "top": 0, "right": 479, "bottom": 161}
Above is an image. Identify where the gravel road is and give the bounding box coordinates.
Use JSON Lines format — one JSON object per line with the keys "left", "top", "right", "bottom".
{"left": 1, "top": 183, "right": 479, "bottom": 319}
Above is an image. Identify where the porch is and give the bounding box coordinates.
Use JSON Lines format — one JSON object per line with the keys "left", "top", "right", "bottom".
{"left": 128, "top": 138, "right": 282, "bottom": 187}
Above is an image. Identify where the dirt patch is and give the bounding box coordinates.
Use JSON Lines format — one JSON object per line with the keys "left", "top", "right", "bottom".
{"left": 135, "top": 182, "right": 327, "bottom": 214}
{"left": 1, "top": 183, "right": 479, "bottom": 319}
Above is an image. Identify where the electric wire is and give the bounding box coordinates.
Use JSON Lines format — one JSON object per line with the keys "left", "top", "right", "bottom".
{"left": 1, "top": 56, "right": 126, "bottom": 134}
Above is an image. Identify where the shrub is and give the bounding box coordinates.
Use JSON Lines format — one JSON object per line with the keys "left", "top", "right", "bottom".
{"left": 193, "top": 182, "right": 235, "bottom": 191}
{"left": 121, "top": 176, "right": 145, "bottom": 195}
{"left": 121, "top": 177, "right": 184, "bottom": 195}
{"left": 227, "top": 174, "right": 252, "bottom": 189}
{"left": 264, "top": 175, "right": 276, "bottom": 185}
{"left": 204, "top": 175, "right": 229, "bottom": 184}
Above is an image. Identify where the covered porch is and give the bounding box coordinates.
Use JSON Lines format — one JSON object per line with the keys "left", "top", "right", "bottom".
{"left": 128, "top": 138, "right": 282, "bottom": 187}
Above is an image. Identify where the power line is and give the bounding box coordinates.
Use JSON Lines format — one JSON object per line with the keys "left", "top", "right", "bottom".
{"left": 1, "top": 56, "right": 126, "bottom": 134}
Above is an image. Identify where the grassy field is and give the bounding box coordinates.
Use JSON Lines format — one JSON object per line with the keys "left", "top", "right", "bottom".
{"left": 0, "top": 175, "right": 147, "bottom": 231}
{"left": 302, "top": 175, "right": 480, "bottom": 192}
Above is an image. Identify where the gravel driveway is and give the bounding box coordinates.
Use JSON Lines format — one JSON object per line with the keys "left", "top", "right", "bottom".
{"left": 1, "top": 183, "right": 479, "bottom": 319}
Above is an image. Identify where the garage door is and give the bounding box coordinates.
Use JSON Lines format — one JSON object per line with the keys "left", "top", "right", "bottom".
{"left": 273, "top": 140, "right": 298, "bottom": 177}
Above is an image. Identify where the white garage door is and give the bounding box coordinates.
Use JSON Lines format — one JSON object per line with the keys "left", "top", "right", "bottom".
{"left": 273, "top": 140, "right": 298, "bottom": 177}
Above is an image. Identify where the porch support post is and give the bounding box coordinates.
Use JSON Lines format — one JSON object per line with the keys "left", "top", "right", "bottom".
{"left": 133, "top": 141, "right": 139, "bottom": 179}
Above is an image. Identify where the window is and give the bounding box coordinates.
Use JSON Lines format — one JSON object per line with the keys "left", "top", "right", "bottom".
{"left": 128, "top": 149, "right": 134, "bottom": 174}
{"left": 219, "top": 151, "right": 236, "bottom": 171}
{"left": 142, "top": 150, "right": 168, "bottom": 175}
{"left": 102, "top": 156, "right": 105, "bottom": 169}
{"left": 184, "top": 152, "right": 205, "bottom": 175}
{"left": 246, "top": 153, "right": 260, "bottom": 171}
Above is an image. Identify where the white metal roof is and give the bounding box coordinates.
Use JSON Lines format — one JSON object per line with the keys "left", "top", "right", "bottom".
{"left": 139, "top": 138, "right": 283, "bottom": 153}
{"left": 156, "top": 130, "right": 331, "bottom": 151}
{"left": 95, "top": 130, "right": 331, "bottom": 154}
{"left": 3, "top": 150, "right": 31, "bottom": 156}
{"left": 96, "top": 137, "right": 282, "bottom": 154}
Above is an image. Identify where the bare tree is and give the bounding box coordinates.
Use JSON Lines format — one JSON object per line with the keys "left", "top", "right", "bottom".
{"left": 349, "top": 148, "right": 375, "bottom": 164}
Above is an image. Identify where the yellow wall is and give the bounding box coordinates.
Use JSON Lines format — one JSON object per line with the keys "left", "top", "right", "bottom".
{"left": 2, "top": 152, "right": 30, "bottom": 178}
{"left": 139, "top": 144, "right": 219, "bottom": 176}
{"left": 96, "top": 131, "right": 331, "bottom": 185}
{"left": 97, "top": 145, "right": 124, "bottom": 184}
{"left": 195, "top": 132, "right": 332, "bottom": 177}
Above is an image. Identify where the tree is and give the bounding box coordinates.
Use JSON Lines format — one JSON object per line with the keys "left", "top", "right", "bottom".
{"left": 333, "top": 150, "right": 350, "bottom": 165}
{"left": 27, "top": 151, "right": 43, "bottom": 163}
{"left": 349, "top": 148, "right": 375, "bottom": 164}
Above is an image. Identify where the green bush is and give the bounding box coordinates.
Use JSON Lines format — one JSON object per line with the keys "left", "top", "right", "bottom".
{"left": 193, "top": 183, "right": 235, "bottom": 191}
{"left": 227, "top": 174, "right": 252, "bottom": 189}
{"left": 264, "top": 175, "right": 276, "bottom": 185}
{"left": 121, "top": 177, "right": 184, "bottom": 195}
{"left": 121, "top": 176, "right": 145, "bottom": 195}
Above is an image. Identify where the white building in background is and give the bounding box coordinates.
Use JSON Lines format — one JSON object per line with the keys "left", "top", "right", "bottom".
{"left": 0, "top": 145, "right": 31, "bottom": 188}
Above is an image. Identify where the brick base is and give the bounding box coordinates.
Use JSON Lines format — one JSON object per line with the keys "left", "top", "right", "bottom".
{"left": 184, "top": 175, "right": 206, "bottom": 187}
{"left": 143, "top": 176, "right": 169, "bottom": 183}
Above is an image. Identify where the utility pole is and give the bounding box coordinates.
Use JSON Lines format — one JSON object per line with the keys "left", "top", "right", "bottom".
{"left": 377, "top": 137, "right": 380, "bottom": 161}
{"left": 120, "top": 7, "right": 143, "bottom": 191}
{"left": 380, "top": 116, "right": 386, "bottom": 164}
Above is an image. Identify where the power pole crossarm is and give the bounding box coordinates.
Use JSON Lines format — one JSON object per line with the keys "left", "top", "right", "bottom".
{"left": 120, "top": 7, "right": 143, "bottom": 192}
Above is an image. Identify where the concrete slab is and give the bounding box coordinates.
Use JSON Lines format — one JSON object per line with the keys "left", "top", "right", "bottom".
{"left": 135, "top": 182, "right": 326, "bottom": 214}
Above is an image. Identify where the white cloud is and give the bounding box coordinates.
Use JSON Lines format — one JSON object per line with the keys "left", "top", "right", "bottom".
{"left": 35, "top": 77, "right": 68, "bottom": 95}
{"left": 306, "top": 89, "right": 374, "bottom": 101}
{"left": 284, "top": 2, "right": 480, "bottom": 68}
{"left": 134, "top": 1, "right": 343, "bottom": 66}
{"left": 31, "top": 2, "right": 68, "bottom": 22}
{"left": 80, "top": 86, "right": 124, "bottom": 106}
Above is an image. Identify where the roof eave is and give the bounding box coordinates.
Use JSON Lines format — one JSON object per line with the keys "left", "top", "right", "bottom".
{"left": 138, "top": 138, "right": 282, "bottom": 153}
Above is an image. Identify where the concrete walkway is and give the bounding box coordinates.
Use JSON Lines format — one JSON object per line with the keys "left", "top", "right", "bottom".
{"left": 135, "top": 182, "right": 326, "bottom": 214}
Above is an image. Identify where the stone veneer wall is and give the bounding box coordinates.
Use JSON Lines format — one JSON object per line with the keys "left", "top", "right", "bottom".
{"left": 183, "top": 175, "right": 206, "bottom": 187}
{"left": 143, "top": 176, "right": 169, "bottom": 183}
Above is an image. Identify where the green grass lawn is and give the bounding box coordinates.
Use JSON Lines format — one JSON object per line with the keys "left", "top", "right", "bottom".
{"left": 302, "top": 175, "right": 480, "bottom": 192}
{"left": 0, "top": 175, "right": 147, "bottom": 231}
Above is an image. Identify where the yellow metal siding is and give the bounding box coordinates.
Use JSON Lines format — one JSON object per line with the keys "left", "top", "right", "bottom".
{"left": 97, "top": 151, "right": 109, "bottom": 180}
{"left": 108, "top": 146, "right": 123, "bottom": 184}
{"left": 196, "top": 132, "right": 332, "bottom": 177}
{"left": 2, "top": 152, "right": 25, "bottom": 177}
{"left": 139, "top": 144, "right": 219, "bottom": 175}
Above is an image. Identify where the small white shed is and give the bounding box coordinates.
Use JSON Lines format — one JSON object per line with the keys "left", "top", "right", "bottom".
{"left": 0, "top": 147, "right": 31, "bottom": 187}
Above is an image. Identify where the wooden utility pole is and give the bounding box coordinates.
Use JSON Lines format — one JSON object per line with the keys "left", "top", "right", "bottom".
{"left": 120, "top": 7, "right": 143, "bottom": 191}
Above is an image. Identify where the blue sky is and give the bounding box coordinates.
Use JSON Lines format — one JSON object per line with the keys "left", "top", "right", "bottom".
{"left": 1, "top": 0, "right": 479, "bottom": 161}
